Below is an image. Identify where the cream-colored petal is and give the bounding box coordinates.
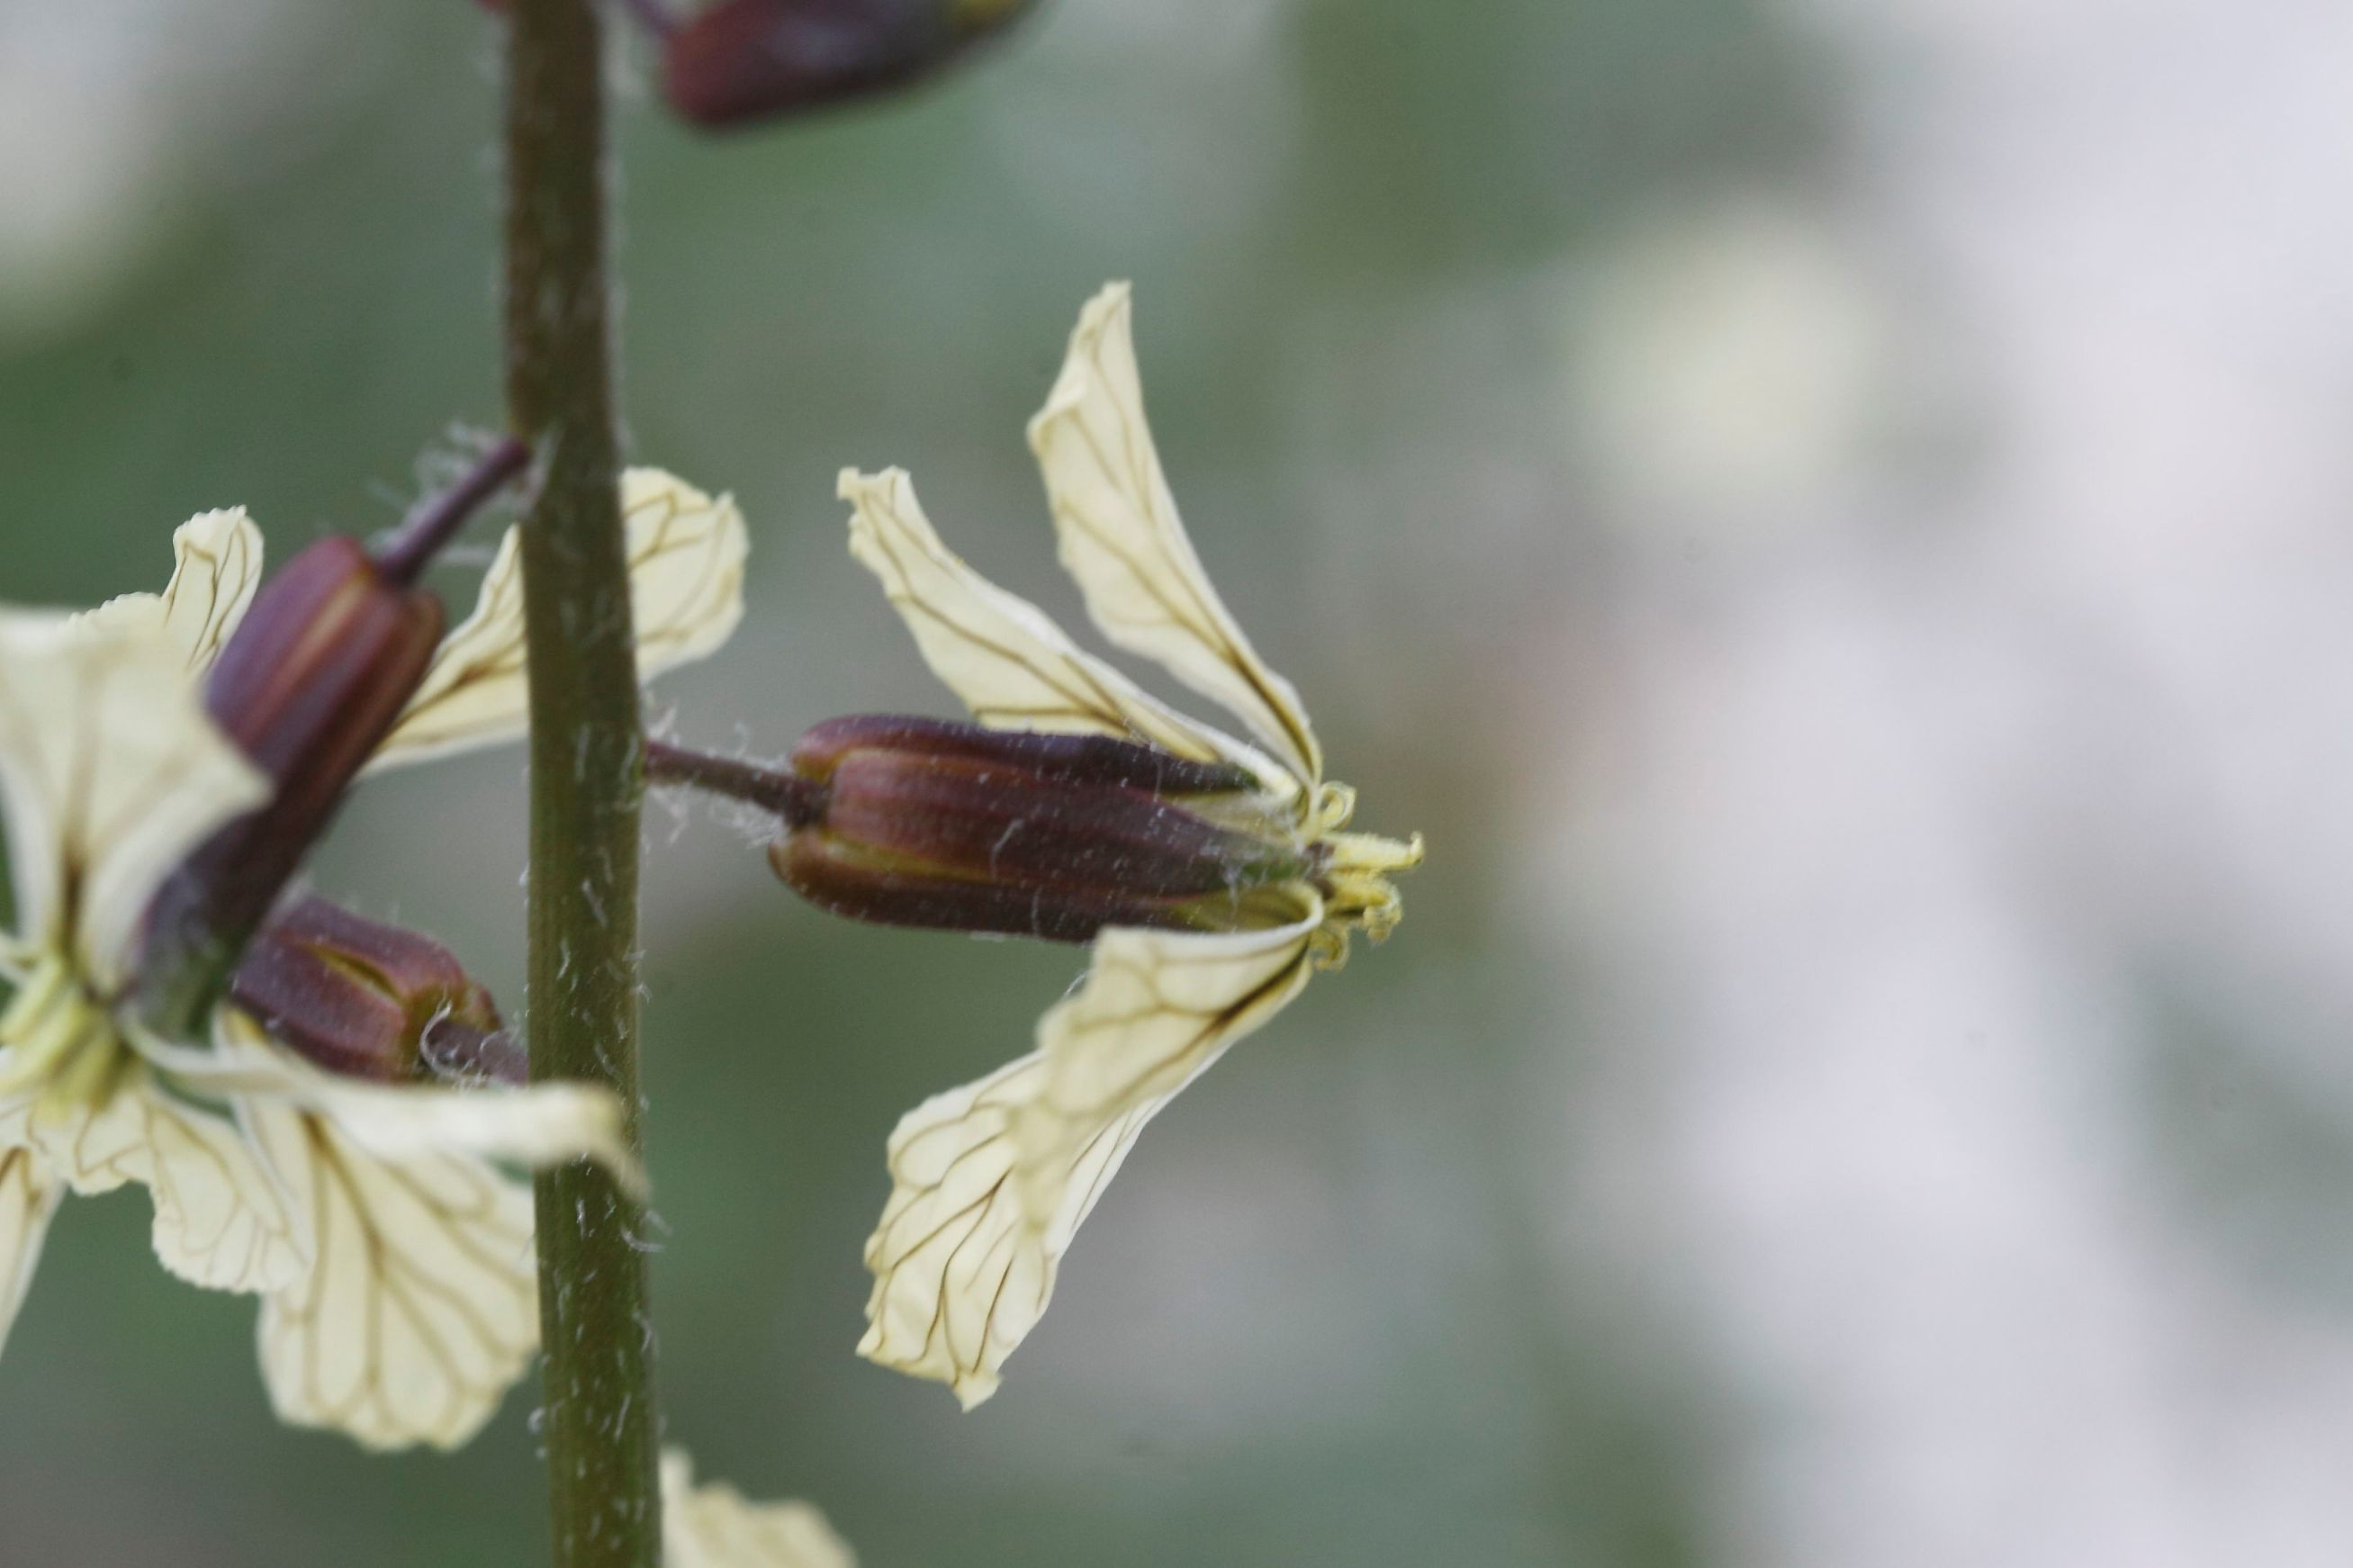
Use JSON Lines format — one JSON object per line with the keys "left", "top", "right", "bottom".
{"left": 27, "top": 1072, "right": 307, "bottom": 1293}
{"left": 143, "top": 1086, "right": 309, "bottom": 1293}
{"left": 857, "top": 1051, "right": 1059, "bottom": 1410}
{"left": 366, "top": 467, "right": 748, "bottom": 770}
{"left": 840, "top": 467, "right": 1297, "bottom": 800}
{"left": 75, "top": 508, "right": 266, "bottom": 674}
{"left": 19, "top": 1064, "right": 308, "bottom": 1290}
{"left": 247, "top": 1095, "right": 536, "bottom": 1451}
{"left": 0, "top": 615, "right": 267, "bottom": 987}
{"left": 1028, "top": 284, "right": 1323, "bottom": 790}
{"left": 30, "top": 1081, "right": 148, "bottom": 1196}
{"left": 185, "top": 1010, "right": 647, "bottom": 1201}
{"left": 859, "top": 903, "right": 1320, "bottom": 1408}
{"left": 1016, "top": 906, "right": 1322, "bottom": 1229}
{"left": 662, "top": 1449, "right": 858, "bottom": 1568}
{"left": 302, "top": 1077, "right": 645, "bottom": 1201}
{"left": 0, "top": 1101, "right": 59, "bottom": 1358}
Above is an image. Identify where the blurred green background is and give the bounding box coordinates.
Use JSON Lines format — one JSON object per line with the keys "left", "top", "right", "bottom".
{"left": 11, "top": 1, "right": 2353, "bottom": 1564}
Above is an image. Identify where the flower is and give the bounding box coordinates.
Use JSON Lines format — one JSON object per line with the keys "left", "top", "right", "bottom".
{"left": 663, "top": 1448, "right": 856, "bottom": 1568}
{"left": 841, "top": 284, "right": 1423, "bottom": 1408}
{"left": 0, "top": 467, "right": 745, "bottom": 1447}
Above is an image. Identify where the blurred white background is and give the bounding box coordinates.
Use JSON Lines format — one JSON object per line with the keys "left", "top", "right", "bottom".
{"left": 4, "top": 1, "right": 2351, "bottom": 1563}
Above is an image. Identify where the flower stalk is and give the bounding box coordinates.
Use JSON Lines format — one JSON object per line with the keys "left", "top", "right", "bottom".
{"left": 374, "top": 435, "right": 532, "bottom": 586}
{"left": 502, "top": 1, "right": 663, "bottom": 1563}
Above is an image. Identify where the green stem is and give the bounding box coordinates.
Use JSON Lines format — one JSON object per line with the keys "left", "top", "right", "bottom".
{"left": 503, "top": 4, "right": 662, "bottom": 1564}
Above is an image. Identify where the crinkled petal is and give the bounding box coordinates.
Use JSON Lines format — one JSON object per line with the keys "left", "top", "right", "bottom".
{"left": 144, "top": 1086, "right": 309, "bottom": 1292}
{"left": 662, "top": 1449, "right": 857, "bottom": 1568}
{"left": 840, "top": 467, "right": 1294, "bottom": 799}
{"left": 170, "top": 1011, "right": 647, "bottom": 1201}
{"left": 0, "top": 615, "right": 267, "bottom": 987}
{"left": 246, "top": 1094, "right": 536, "bottom": 1451}
{"left": 1029, "top": 284, "right": 1322, "bottom": 791}
{"left": 857, "top": 1051, "right": 1057, "bottom": 1409}
{"left": 367, "top": 467, "right": 748, "bottom": 770}
{"left": 1015, "top": 903, "right": 1321, "bottom": 1226}
{"left": 29, "top": 1081, "right": 147, "bottom": 1197}
{"left": 74, "top": 507, "right": 266, "bottom": 675}
{"left": 28, "top": 1071, "right": 306, "bottom": 1293}
{"left": 859, "top": 900, "right": 1320, "bottom": 1408}
{"left": 0, "top": 1100, "right": 59, "bottom": 1359}
{"left": 298, "top": 1077, "right": 645, "bottom": 1201}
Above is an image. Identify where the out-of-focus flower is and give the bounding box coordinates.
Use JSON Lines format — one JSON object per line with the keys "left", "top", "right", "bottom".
{"left": 0, "top": 466, "right": 745, "bottom": 1448}
{"left": 663, "top": 1448, "right": 856, "bottom": 1568}
{"left": 833, "top": 284, "right": 1422, "bottom": 1407}
{"left": 661, "top": 0, "right": 1041, "bottom": 129}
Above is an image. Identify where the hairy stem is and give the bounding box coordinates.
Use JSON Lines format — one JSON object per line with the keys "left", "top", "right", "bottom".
{"left": 645, "top": 738, "right": 825, "bottom": 826}
{"left": 374, "top": 435, "right": 533, "bottom": 586}
{"left": 503, "top": 3, "right": 662, "bottom": 1563}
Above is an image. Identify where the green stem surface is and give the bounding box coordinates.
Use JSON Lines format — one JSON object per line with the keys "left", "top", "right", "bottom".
{"left": 503, "top": 3, "right": 663, "bottom": 1563}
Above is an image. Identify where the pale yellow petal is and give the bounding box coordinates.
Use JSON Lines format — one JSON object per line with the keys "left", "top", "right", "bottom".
{"left": 305, "top": 1077, "right": 645, "bottom": 1201}
{"left": 28, "top": 1073, "right": 306, "bottom": 1293}
{"left": 1015, "top": 906, "right": 1321, "bottom": 1228}
{"left": 1029, "top": 284, "right": 1322, "bottom": 789}
{"left": 0, "top": 614, "right": 266, "bottom": 987}
{"left": 662, "top": 1449, "right": 858, "bottom": 1568}
{"left": 144, "top": 1087, "right": 308, "bottom": 1292}
{"left": 367, "top": 467, "right": 748, "bottom": 770}
{"left": 0, "top": 1102, "right": 59, "bottom": 1358}
{"left": 857, "top": 1051, "right": 1060, "bottom": 1409}
{"left": 75, "top": 507, "right": 266, "bottom": 674}
{"left": 859, "top": 900, "right": 1319, "bottom": 1408}
{"left": 196, "top": 1009, "right": 646, "bottom": 1201}
{"left": 840, "top": 467, "right": 1295, "bottom": 799}
{"left": 248, "top": 1097, "right": 536, "bottom": 1451}
{"left": 30, "top": 1081, "right": 149, "bottom": 1196}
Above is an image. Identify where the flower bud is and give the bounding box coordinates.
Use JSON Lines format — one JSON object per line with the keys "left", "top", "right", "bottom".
{"left": 663, "top": 0, "right": 1039, "bottom": 129}
{"left": 228, "top": 897, "right": 521, "bottom": 1086}
{"left": 765, "top": 716, "right": 1307, "bottom": 942}
{"left": 138, "top": 538, "right": 444, "bottom": 1033}
{"left": 135, "top": 440, "right": 527, "bottom": 1039}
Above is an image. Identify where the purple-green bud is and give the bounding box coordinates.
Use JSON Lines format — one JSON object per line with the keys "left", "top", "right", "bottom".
{"left": 140, "top": 538, "right": 445, "bottom": 1033}
{"left": 136, "top": 438, "right": 528, "bottom": 1039}
{"left": 663, "top": 0, "right": 1039, "bottom": 129}
{"left": 740, "top": 716, "right": 1304, "bottom": 942}
{"left": 229, "top": 897, "right": 520, "bottom": 1086}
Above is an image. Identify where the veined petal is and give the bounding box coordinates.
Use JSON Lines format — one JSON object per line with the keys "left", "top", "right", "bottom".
{"left": 0, "top": 1101, "right": 59, "bottom": 1359}
{"left": 1028, "top": 284, "right": 1323, "bottom": 791}
{"left": 146, "top": 1085, "right": 309, "bottom": 1292}
{"left": 858, "top": 898, "right": 1319, "bottom": 1407}
{"left": 841, "top": 467, "right": 1295, "bottom": 801}
{"left": 246, "top": 1095, "right": 536, "bottom": 1451}
{"left": 367, "top": 467, "right": 748, "bottom": 770}
{"left": 0, "top": 615, "right": 267, "bottom": 987}
{"left": 302, "top": 1077, "right": 645, "bottom": 1199}
{"left": 28, "top": 1072, "right": 307, "bottom": 1293}
{"left": 1015, "top": 902, "right": 1321, "bottom": 1228}
{"left": 75, "top": 508, "right": 266, "bottom": 675}
{"left": 857, "top": 1051, "right": 1061, "bottom": 1409}
{"left": 185, "top": 1011, "right": 647, "bottom": 1200}
{"left": 663, "top": 1449, "right": 858, "bottom": 1568}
